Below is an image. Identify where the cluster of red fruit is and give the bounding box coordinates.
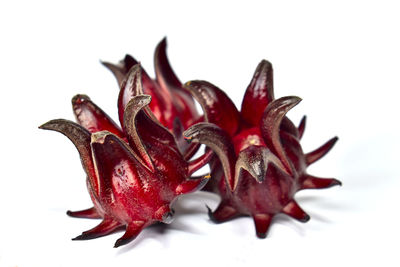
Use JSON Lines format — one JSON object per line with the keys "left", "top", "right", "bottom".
{"left": 40, "top": 38, "right": 340, "bottom": 248}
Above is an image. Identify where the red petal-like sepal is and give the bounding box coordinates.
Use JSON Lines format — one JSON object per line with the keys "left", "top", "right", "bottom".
{"left": 39, "top": 119, "right": 100, "bottom": 196}
{"left": 306, "top": 137, "right": 339, "bottom": 166}
{"left": 154, "top": 38, "right": 186, "bottom": 97}
{"left": 72, "top": 219, "right": 122, "bottom": 241}
{"left": 241, "top": 60, "right": 274, "bottom": 126}
{"left": 67, "top": 207, "right": 101, "bottom": 219}
{"left": 184, "top": 80, "right": 240, "bottom": 136}
{"left": 102, "top": 54, "right": 139, "bottom": 87}
{"left": 260, "top": 96, "right": 302, "bottom": 175}
{"left": 123, "top": 94, "right": 155, "bottom": 172}
{"left": 114, "top": 221, "right": 145, "bottom": 248}
{"left": 90, "top": 131, "right": 152, "bottom": 199}
{"left": 282, "top": 200, "right": 310, "bottom": 222}
{"left": 253, "top": 213, "right": 272, "bottom": 238}
{"left": 176, "top": 174, "right": 211, "bottom": 195}
{"left": 184, "top": 123, "right": 237, "bottom": 191}
{"left": 301, "top": 175, "right": 342, "bottom": 190}
{"left": 117, "top": 64, "right": 145, "bottom": 127}
{"left": 72, "top": 94, "right": 124, "bottom": 138}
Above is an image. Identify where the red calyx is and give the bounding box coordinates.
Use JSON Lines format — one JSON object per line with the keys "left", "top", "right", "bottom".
{"left": 39, "top": 40, "right": 211, "bottom": 247}
{"left": 183, "top": 60, "right": 341, "bottom": 238}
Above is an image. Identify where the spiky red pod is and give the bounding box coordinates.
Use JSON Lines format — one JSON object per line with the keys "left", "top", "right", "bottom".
{"left": 183, "top": 60, "right": 341, "bottom": 238}
{"left": 40, "top": 46, "right": 211, "bottom": 247}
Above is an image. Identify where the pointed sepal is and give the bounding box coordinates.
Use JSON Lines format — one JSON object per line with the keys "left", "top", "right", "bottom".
{"left": 183, "top": 122, "right": 237, "bottom": 191}
{"left": 117, "top": 64, "right": 145, "bottom": 127}
{"left": 130, "top": 98, "right": 181, "bottom": 156}
{"left": 253, "top": 213, "right": 273, "bottom": 238}
{"left": 282, "top": 200, "right": 310, "bottom": 222}
{"left": 306, "top": 137, "right": 338, "bottom": 165}
{"left": 184, "top": 80, "right": 240, "bottom": 136}
{"left": 67, "top": 207, "right": 101, "bottom": 219}
{"left": 261, "top": 96, "right": 302, "bottom": 175}
{"left": 114, "top": 221, "right": 145, "bottom": 248}
{"left": 176, "top": 174, "right": 211, "bottom": 195}
{"left": 72, "top": 218, "right": 122, "bottom": 241}
{"left": 123, "top": 94, "right": 155, "bottom": 172}
{"left": 301, "top": 175, "right": 342, "bottom": 190}
{"left": 154, "top": 38, "right": 186, "bottom": 95}
{"left": 241, "top": 60, "right": 274, "bottom": 126}
{"left": 102, "top": 54, "right": 139, "bottom": 87}
{"left": 71, "top": 94, "right": 124, "bottom": 137}
{"left": 39, "top": 119, "right": 99, "bottom": 195}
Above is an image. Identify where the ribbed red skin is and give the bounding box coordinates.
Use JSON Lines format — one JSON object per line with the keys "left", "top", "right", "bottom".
{"left": 39, "top": 39, "right": 210, "bottom": 247}
{"left": 183, "top": 60, "right": 340, "bottom": 238}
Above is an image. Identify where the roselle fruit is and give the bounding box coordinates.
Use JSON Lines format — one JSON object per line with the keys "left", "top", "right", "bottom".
{"left": 183, "top": 60, "right": 341, "bottom": 238}
{"left": 40, "top": 41, "right": 211, "bottom": 247}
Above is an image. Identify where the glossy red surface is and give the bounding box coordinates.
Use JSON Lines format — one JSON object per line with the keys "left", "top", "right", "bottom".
{"left": 184, "top": 60, "right": 341, "bottom": 238}
{"left": 40, "top": 40, "right": 209, "bottom": 247}
{"left": 103, "top": 38, "right": 199, "bottom": 130}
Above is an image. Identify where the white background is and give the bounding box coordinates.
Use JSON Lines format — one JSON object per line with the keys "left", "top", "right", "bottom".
{"left": 1, "top": 0, "right": 399, "bottom": 266}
